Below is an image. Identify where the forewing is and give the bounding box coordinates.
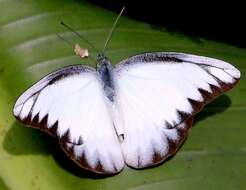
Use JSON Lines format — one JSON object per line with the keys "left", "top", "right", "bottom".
{"left": 13, "top": 65, "right": 124, "bottom": 174}
{"left": 115, "top": 52, "right": 240, "bottom": 168}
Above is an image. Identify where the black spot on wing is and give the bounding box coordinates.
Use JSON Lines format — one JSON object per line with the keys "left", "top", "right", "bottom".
{"left": 166, "top": 136, "right": 178, "bottom": 155}
{"left": 137, "top": 154, "right": 141, "bottom": 168}
{"left": 163, "top": 111, "right": 191, "bottom": 130}
{"left": 49, "top": 121, "right": 59, "bottom": 137}
{"left": 78, "top": 136, "right": 83, "bottom": 145}
{"left": 32, "top": 113, "right": 40, "bottom": 125}
{"left": 188, "top": 98, "right": 203, "bottom": 113}
{"left": 60, "top": 129, "right": 71, "bottom": 144}
{"left": 198, "top": 88, "right": 213, "bottom": 102}
{"left": 177, "top": 110, "right": 191, "bottom": 122}
{"left": 95, "top": 160, "right": 104, "bottom": 173}
{"left": 164, "top": 121, "right": 173, "bottom": 129}
{"left": 153, "top": 151, "right": 163, "bottom": 164}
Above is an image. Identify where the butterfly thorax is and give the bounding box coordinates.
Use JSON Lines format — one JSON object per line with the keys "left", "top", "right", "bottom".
{"left": 97, "top": 54, "right": 115, "bottom": 102}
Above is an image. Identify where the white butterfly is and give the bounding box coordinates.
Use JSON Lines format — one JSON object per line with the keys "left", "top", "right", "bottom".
{"left": 13, "top": 9, "right": 241, "bottom": 174}
{"left": 13, "top": 51, "right": 240, "bottom": 174}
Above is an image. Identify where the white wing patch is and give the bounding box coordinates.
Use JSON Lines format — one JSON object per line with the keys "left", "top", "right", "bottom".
{"left": 115, "top": 52, "right": 240, "bottom": 168}
{"left": 13, "top": 66, "right": 124, "bottom": 174}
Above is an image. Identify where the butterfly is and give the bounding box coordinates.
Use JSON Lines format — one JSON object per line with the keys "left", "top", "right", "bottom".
{"left": 13, "top": 8, "right": 241, "bottom": 174}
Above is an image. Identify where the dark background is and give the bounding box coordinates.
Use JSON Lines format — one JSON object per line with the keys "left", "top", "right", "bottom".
{"left": 89, "top": 0, "right": 245, "bottom": 48}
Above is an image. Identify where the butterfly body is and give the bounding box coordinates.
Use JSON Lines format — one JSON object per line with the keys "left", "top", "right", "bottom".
{"left": 97, "top": 54, "right": 115, "bottom": 102}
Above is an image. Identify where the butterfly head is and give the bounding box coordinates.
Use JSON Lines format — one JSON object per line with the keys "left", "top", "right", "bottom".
{"left": 97, "top": 53, "right": 110, "bottom": 66}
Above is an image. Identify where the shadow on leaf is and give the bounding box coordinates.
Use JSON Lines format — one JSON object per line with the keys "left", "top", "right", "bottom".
{"left": 194, "top": 94, "right": 231, "bottom": 125}
{"left": 3, "top": 123, "right": 114, "bottom": 179}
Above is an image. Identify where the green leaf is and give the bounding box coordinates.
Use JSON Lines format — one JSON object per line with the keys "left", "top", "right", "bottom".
{"left": 0, "top": 0, "right": 245, "bottom": 189}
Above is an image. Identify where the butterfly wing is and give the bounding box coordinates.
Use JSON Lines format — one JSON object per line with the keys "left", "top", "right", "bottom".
{"left": 114, "top": 52, "right": 240, "bottom": 168}
{"left": 13, "top": 65, "right": 124, "bottom": 174}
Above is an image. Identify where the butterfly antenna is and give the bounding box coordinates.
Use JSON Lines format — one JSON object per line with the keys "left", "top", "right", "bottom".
{"left": 60, "top": 21, "right": 99, "bottom": 54}
{"left": 102, "top": 7, "right": 125, "bottom": 54}
{"left": 56, "top": 33, "right": 73, "bottom": 47}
